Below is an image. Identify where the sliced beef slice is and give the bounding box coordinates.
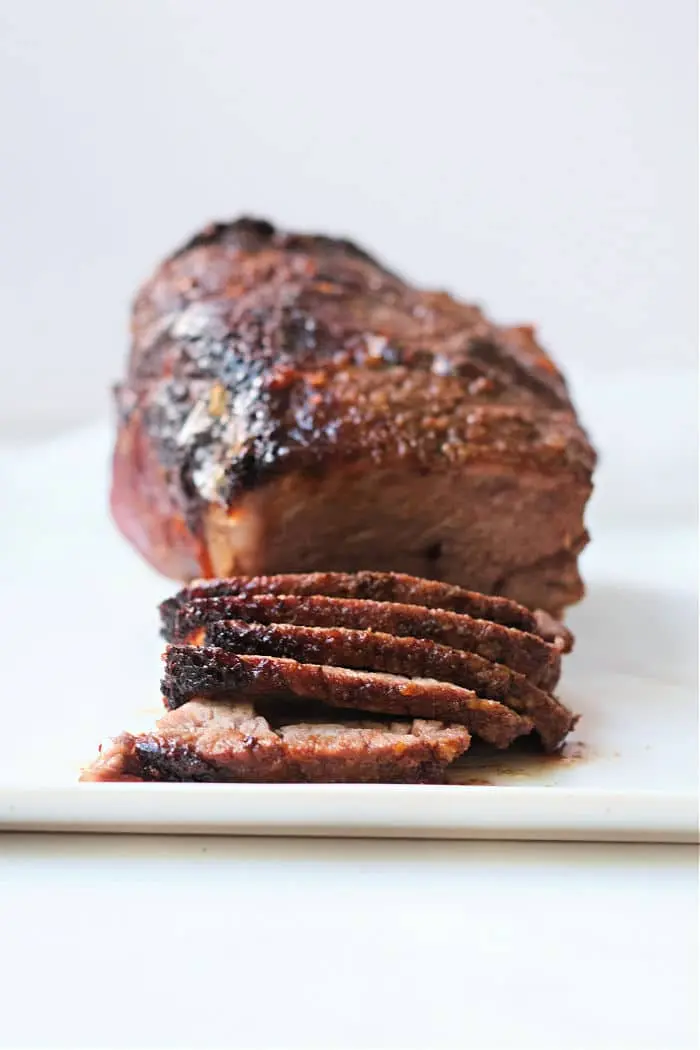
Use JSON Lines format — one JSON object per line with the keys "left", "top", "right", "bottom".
{"left": 160, "top": 571, "right": 537, "bottom": 636}
{"left": 203, "top": 620, "right": 575, "bottom": 750}
{"left": 161, "top": 646, "right": 535, "bottom": 748}
{"left": 171, "top": 593, "right": 561, "bottom": 691}
{"left": 80, "top": 699, "right": 471, "bottom": 784}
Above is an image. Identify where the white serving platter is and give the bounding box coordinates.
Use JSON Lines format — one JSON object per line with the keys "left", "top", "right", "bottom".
{"left": 0, "top": 424, "right": 697, "bottom": 841}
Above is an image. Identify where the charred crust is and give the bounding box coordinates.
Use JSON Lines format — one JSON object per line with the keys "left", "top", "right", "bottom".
{"left": 134, "top": 738, "right": 222, "bottom": 781}
{"left": 161, "top": 645, "right": 245, "bottom": 709}
{"left": 172, "top": 217, "right": 277, "bottom": 257}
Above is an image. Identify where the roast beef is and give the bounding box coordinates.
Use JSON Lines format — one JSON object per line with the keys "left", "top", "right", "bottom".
{"left": 168, "top": 592, "right": 562, "bottom": 691}
{"left": 200, "top": 619, "right": 575, "bottom": 751}
{"left": 80, "top": 699, "right": 471, "bottom": 784}
{"left": 160, "top": 570, "right": 540, "bottom": 635}
{"left": 81, "top": 570, "right": 577, "bottom": 784}
{"left": 162, "top": 646, "right": 535, "bottom": 748}
{"left": 111, "top": 218, "right": 595, "bottom": 616}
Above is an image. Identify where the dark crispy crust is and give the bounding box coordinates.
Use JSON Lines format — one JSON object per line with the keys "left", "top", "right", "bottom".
{"left": 80, "top": 699, "right": 471, "bottom": 784}
{"left": 169, "top": 593, "right": 561, "bottom": 691}
{"left": 162, "top": 646, "right": 535, "bottom": 749}
{"left": 160, "top": 570, "right": 538, "bottom": 637}
{"left": 112, "top": 217, "right": 595, "bottom": 612}
{"left": 202, "top": 620, "right": 574, "bottom": 750}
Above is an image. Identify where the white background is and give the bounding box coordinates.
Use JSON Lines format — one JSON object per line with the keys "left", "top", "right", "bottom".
{"left": 0, "top": 7, "right": 697, "bottom": 1049}
{"left": 0, "top": 834, "right": 696, "bottom": 1050}
{"left": 0, "top": 0, "right": 696, "bottom": 436}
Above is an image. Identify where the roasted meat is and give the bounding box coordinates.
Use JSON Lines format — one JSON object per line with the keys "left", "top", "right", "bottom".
{"left": 162, "top": 647, "right": 534, "bottom": 749}
{"left": 82, "top": 571, "right": 577, "bottom": 784}
{"left": 199, "top": 620, "right": 574, "bottom": 751}
{"left": 160, "top": 570, "right": 541, "bottom": 634}
{"left": 167, "top": 592, "right": 563, "bottom": 691}
{"left": 80, "top": 699, "right": 471, "bottom": 784}
{"left": 159, "top": 571, "right": 575, "bottom": 750}
{"left": 111, "top": 219, "right": 595, "bottom": 616}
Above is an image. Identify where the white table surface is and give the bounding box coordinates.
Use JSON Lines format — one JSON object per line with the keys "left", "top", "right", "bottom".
{"left": 0, "top": 833, "right": 696, "bottom": 1050}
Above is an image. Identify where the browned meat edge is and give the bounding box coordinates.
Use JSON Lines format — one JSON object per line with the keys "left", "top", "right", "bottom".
{"left": 203, "top": 619, "right": 575, "bottom": 750}
{"left": 160, "top": 571, "right": 538, "bottom": 637}
{"left": 162, "top": 647, "right": 535, "bottom": 748}
{"left": 80, "top": 699, "right": 471, "bottom": 784}
{"left": 170, "top": 593, "right": 562, "bottom": 691}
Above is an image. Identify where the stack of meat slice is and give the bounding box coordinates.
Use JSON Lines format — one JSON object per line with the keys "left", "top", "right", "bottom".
{"left": 82, "top": 572, "right": 577, "bottom": 784}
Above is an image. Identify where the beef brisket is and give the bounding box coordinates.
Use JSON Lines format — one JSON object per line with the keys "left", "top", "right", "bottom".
{"left": 80, "top": 699, "right": 471, "bottom": 784}
{"left": 111, "top": 218, "right": 595, "bottom": 616}
{"left": 169, "top": 592, "right": 562, "bottom": 691}
{"left": 82, "top": 570, "right": 577, "bottom": 784}
{"left": 160, "top": 570, "right": 539, "bottom": 636}
{"left": 162, "top": 646, "right": 535, "bottom": 748}
{"left": 201, "top": 619, "right": 575, "bottom": 751}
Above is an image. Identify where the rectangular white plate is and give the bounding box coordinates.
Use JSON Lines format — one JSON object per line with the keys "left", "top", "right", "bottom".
{"left": 0, "top": 425, "right": 697, "bottom": 841}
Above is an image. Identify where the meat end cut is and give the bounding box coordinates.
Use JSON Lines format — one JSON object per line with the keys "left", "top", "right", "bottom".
{"left": 111, "top": 218, "right": 596, "bottom": 616}
{"left": 80, "top": 699, "right": 471, "bottom": 784}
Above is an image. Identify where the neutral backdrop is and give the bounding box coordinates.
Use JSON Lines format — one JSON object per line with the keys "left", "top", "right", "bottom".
{"left": 0, "top": 0, "right": 696, "bottom": 437}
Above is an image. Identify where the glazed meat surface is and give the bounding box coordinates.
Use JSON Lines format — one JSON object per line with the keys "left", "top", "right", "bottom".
{"left": 112, "top": 219, "right": 595, "bottom": 615}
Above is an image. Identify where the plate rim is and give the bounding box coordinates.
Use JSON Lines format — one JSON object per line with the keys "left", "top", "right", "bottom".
{"left": 2, "top": 784, "right": 697, "bottom": 843}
